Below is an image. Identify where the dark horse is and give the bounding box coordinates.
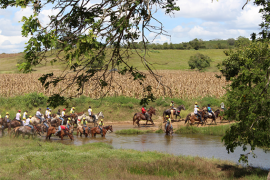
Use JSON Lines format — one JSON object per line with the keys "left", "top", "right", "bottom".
{"left": 46, "top": 126, "right": 74, "bottom": 140}
{"left": 163, "top": 105, "right": 185, "bottom": 122}
{"left": 133, "top": 107, "right": 156, "bottom": 127}
{"left": 204, "top": 109, "right": 221, "bottom": 125}
{"left": 90, "top": 125, "right": 113, "bottom": 137}
{"left": 0, "top": 118, "right": 9, "bottom": 136}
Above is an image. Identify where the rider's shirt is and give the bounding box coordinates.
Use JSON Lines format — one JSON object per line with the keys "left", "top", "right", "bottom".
{"left": 16, "top": 113, "right": 21, "bottom": 120}
{"left": 99, "top": 121, "right": 104, "bottom": 126}
{"left": 48, "top": 112, "right": 51, "bottom": 118}
{"left": 141, "top": 107, "right": 146, "bottom": 114}
{"left": 25, "top": 118, "right": 31, "bottom": 126}
{"left": 5, "top": 115, "right": 9, "bottom": 119}
{"left": 62, "top": 111, "right": 65, "bottom": 117}
{"left": 36, "top": 111, "right": 42, "bottom": 116}
{"left": 23, "top": 112, "right": 27, "bottom": 119}
{"left": 194, "top": 107, "right": 199, "bottom": 114}
{"left": 207, "top": 107, "right": 212, "bottom": 112}
{"left": 81, "top": 120, "right": 87, "bottom": 126}
{"left": 70, "top": 108, "right": 75, "bottom": 114}
{"left": 167, "top": 118, "right": 171, "bottom": 123}
{"left": 170, "top": 103, "right": 174, "bottom": 108}
{"left": 220, "top": 102, "right": 224, "bottom": 109}
{"left": 45, "top": 110, "right": 49, "bottom": 116}
{"left": 88, "top": 108, "right": 92, "bottom": 116}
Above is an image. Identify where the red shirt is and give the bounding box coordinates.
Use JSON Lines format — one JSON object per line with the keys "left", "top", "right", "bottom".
{"left": 60, "top": 125, "right": 67, "bottom": 130}
{"left": 142, "top": 107, "right": 146, "bottom": 114}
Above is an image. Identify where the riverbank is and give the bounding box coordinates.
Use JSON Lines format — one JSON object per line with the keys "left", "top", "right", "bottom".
{"left": 0, "top": 137, "right": 267, "bottom": 180}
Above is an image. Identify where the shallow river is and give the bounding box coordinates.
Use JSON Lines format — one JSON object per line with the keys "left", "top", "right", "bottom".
{"left": 45, "top": 126, "right": 270, "bottom": 170}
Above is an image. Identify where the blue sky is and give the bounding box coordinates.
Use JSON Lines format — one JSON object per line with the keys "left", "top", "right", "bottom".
{"left": 0, "top": 0, "right": 262, "bottom": 53}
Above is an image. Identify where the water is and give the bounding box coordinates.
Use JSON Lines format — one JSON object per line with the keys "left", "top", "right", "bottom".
{"left": 44, "top": 126, "right": 270, "bottom": 170}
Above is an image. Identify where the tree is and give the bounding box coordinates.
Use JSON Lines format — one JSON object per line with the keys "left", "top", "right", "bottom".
{"left": 235, "top": 36, "right": 250, "bottom": 47}
{"left": 227, "top": 38, "right": 235, "bottom": 46}
{"left": 0, "top": 0, "right": 180, "bottom": 107}
{"left": 188, "top": 53, "right": 211, "bottom": 71}
{"left": 189, "top": 38, "right": 205, "bottom": 50}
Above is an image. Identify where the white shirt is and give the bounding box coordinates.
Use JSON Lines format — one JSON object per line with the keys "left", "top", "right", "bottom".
{"left": 25, "top": 118, "right": 31, "bottom": 126}
{"left": 62, "top": 111, "right": 65, "bottom": 117}
{"left": 48, "top": 112, "right": 51, "bottom": 118}
{"left": 23, "top": 112, "right": 27, "bottom": 119}
{"left": 16, "top": 113, "right": 21, "bottom": 120}
{"left": 45, "top": 110, "right": 49, "bottom": 116}
{"left": 36, "top": 111, "right": 42, "bottom": 116}
{"left": 194, "top": 108, "right": 199, "bottom": 114}
{"left": 88, "top": 108, "right": 92, "bottom": 116}
{"left": 221, "top": 102, "right": 224, "bottom": 109}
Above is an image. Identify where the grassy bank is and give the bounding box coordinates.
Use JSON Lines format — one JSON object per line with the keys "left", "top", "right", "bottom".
{"left": 0, "top": 93, "right": 224, "bottom": 122}
{"left": 174, "top": 124, "right": 231, "bottom": 136}
{"left": 0, "top": 137, "right": 267, "bottom": 179}
{"left": 115, "top": 129, "right": 153, "bottom": 135}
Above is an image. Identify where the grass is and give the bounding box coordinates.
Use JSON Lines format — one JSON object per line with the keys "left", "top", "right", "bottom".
{"left": 0, "top": 49, "right": 227, "bottom": 73}
{"left": 0, "top": 93, "right": 224, "bottom": 122}
{"left": 0, "top": 137, "right": 268, "bottom": 179}
{"left": 115, "top": 129, "right": 153, "bottom": 135}
{"left": 175, "top": 124, "right": 232, "bottom": 136}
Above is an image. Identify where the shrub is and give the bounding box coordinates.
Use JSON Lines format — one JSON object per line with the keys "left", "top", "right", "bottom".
{"left": 188, "top": 53, "right": 212, "bottom": 71}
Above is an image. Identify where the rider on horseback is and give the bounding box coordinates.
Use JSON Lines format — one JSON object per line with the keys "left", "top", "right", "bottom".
{"left": 23, "top": 110, "right": 28, "bottom": 119}
{"left": 16, "top": 110, "right": 22, "bottom": 126}
{"left": 88, "top": 106, "right": 96, "bottom": 121}
{"left": 141, "top": 106, "right": 150, "bottom": 120}
{"left": 48, "top": 109, "right": 52, "bottom": 119}
{"left": 70, "top": 107, "right": 75, "bottom": 114}
{"left": 5, "top": 112, "right": 10, "bottom": 123}
{"left": 45, "top": 107, "right": 49, "bottom": 118}
{"left": 36, "top": 108, "right": 44, "bottom": 123}
{"left": 98, "top": 119, "right": 104, "bottom": 135}
{"left": 66, "top": 118, "right": 71, "bottom": 129}
{"left": 24, "top": 116, "right": 34, "bottom": 132}
{"left": 207, "top": 104, "right": 216, "bottom": 120}
{"left": 81, "top": 117, "right": 87, "bottom": 133}
{"left": 194, "top": 105, "right": 203, "bottom": 123}
{"left": 165, "top": 115, "right": 173, "bottom": 132}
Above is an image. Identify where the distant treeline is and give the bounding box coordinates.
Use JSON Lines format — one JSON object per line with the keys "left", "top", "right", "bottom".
{"left": 128, "top": 36, "right": 250, "bottom": 50}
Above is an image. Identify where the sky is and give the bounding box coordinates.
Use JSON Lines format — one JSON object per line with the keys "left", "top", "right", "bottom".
{"left": 0, "top": 0, "right": 263, "bottom": 53}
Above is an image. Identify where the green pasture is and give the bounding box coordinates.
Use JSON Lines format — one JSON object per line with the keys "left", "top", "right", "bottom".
{"left": 0, "top": 137, "right": 267, "bottom": 179}
{"left": 0, "top": 49, "right": 228, "bottom": 73}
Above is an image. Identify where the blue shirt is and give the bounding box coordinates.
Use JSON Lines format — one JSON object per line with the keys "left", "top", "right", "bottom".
{"left": 207, "top": 107, "right": 212, "bottom": 112}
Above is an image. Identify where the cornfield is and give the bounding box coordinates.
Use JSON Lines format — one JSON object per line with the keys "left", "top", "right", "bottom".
{"left": 0, "top": 70, "right": 229, "bottom": 99}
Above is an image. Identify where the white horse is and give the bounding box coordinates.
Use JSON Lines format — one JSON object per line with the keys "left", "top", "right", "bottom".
{"left": 77, "top": 112, "right": 104, "bottom": 126}
{"left": 30, "top": 115, "right": 45, "bottom": 124}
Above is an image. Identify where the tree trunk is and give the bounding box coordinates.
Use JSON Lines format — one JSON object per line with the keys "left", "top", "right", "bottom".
{"left": 267, "top": 170, "right": 270, "bottom": 180}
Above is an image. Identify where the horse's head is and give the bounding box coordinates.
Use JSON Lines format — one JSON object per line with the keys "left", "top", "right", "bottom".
{"left": 98, "top": 112, "right": 104, "bottom": 118}
{"left": 109, "top": 125, "right": 113, "bottom": 132}
{"left": 148, "top": 107, "right": 156, "bottom": 115}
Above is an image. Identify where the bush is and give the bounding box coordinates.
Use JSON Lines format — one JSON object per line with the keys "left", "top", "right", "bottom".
{"left": 188, "top": 53, "right": 212, "bottom": 71}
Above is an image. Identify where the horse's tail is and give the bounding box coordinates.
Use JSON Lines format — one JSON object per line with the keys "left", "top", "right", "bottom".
{"left": 133, "top": 113, "right": 137, "bottom": 125}
{"left": 185, "top": 114, "right": 191, "bottom": 124}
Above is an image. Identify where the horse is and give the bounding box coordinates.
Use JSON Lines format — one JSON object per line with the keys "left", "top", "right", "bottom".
{"left": 165, "top": 123, "right": 173, "bottom": 136}
{"left": 77, "top": 125, "right": 91, "bottom": 137}
{"left": 185, "top": 110, "right": 207, "bottom": 126}
{"left": 90, "top": 125, "right": 113, "bottom": 137}
{"left": 0, "top": 118, "right": 9, "bottom": 136}
{"left": 30, "top": 116, "right": 44, "bottom": 124}
{"left": 163, "top": 105, "right": 186, "bottom": 122}
{"left": 50, "top": 118, "right": 62, "bottom": 127}
{"left": 133, "top": 107, "right": 156, "bottom": 127}
{"left": 78, "top": 112, "right": 104, "bottom": 127}
{"left": 13, "top": 125, "right": 41, "bottom": 138}
{"left": 46, "top": 126, "right": 74, "bottom": 140}
{"left": 204, "top": 109, "right": 220, "bottom": 125}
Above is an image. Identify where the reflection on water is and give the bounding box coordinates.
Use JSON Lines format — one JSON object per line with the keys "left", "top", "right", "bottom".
{"left": 43, "top": 126, "right": 270, "bottom": 170}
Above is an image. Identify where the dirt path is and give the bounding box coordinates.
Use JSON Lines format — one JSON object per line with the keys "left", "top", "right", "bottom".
{"left": 106, "top": 115, "right": 234, "bottom": 130}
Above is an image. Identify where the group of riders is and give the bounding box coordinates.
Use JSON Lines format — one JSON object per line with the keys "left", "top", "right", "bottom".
{"left": 1, "top": 106, "right": 105, "bottom": 136}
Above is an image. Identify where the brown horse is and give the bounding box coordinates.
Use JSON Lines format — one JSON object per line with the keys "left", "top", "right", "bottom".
{"left": 165, "top": 123, "right": 173, "bottom": 136}
{"left": 90, "top": 125, "right": 113, "bottom": 137}
{"left": 77, "top": 126, "right": 91, "bottom": 137}
{"left": 13, "top": 125, "right": 42, "bottom": 138}
{"left": 7, "top": 120, "right": 22, "bottom": 134}
{"left": 133, "top": 107, "right": 156, "bottom": 127}
{"left": 0, "top": 118, "right": 10, "bottom": 136}
{"left": 46, "top": 126, "right": 74, "bottom": 140}
{"left": 185, "top": 110, "right": 207, "bottom": 126}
